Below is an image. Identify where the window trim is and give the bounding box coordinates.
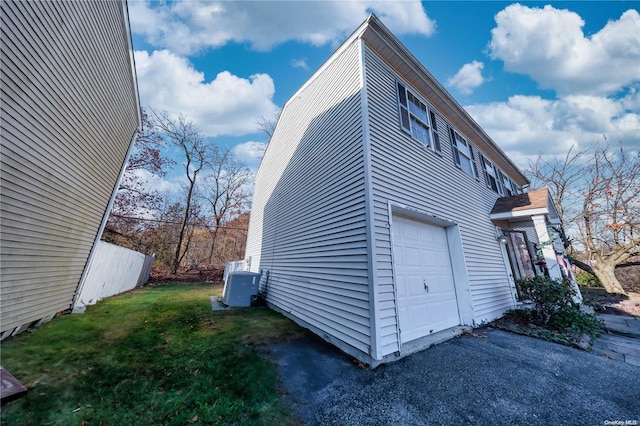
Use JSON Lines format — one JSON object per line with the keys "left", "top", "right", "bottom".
{"left": 500, "top": 171, "right": 518, "bottom": 196}
{"left": 480, "top": 154, "right": 502, "bottom": 194}
{"left": 479, "top": 154, "right": 522, "bottom": 197}
{"left": 396, "top": 81, "right": 438, "bottom": 152}
{"left": 429, "top": 110, "right": 442, "bottom": 155}
{"left": 448, "top": 125, "right": 479, "bottom": 180}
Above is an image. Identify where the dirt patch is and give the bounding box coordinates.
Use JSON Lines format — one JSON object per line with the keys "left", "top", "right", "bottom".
{"left": 581, "top": 287, "right": 640, "bottom": 317}
{"left": 615, "top": 263, "right": 640, "bottom": 293}
{"left": 490, "top": 319, "right": 594, "bottom": 350}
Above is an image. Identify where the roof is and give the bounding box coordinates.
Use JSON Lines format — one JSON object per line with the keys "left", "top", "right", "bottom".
{"left": 489, "top": 188, "right": 560, "bottom": 224}
{"left": 360, "top": 15, "right": 530, "bottom": 186}
{"left": 491, "top": 188, "right": 550, "bottom": 214}
{"left": 281, "top": 14, "right": 529, "bottom": 186}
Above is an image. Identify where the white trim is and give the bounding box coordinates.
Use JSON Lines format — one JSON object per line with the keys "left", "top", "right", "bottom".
{"left": 364, "top": 15, "right": 529, "bottom": 186}
{"left": 388, "top": 201, "right": 458, "bottom": 227}
{"left": 497, "top": 227, "right": 519, "bottom": 308}
{"left": 532, "top": 215, "right": 562, "bottom": 281}
{"left": 387, "top": 203, "right": 474, "bottom": 353}
{"left": 387, "top": 202, "right": 403, "bottom": 351}
{"left": 445, "top": 225, "right": 474, "bottom": 326}
{"left": 288, "top": 17, "right": 371, "bottom": 106}
{"left": 359, "top": 39, "right": 381, "bottom": 361}
{"left": 123, "top": 0, "right": 142, "bottom": 127}
{"left": 489, "top": 207, "right": 549, "bottom": 220}
{"left": 395, "top": 78, "right": 438, "bottom": 152}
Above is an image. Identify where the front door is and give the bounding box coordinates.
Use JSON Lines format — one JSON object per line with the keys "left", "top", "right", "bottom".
{"left": 504, "top": 230, "right": 536, "bottom": 281}
{"left": 392, "top": 215, "right": 460, "bottom": 343}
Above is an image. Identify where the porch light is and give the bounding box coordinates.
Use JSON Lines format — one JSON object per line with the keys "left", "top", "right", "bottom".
{"left": 496, "top": 233, "right": 508, "bottom": 244}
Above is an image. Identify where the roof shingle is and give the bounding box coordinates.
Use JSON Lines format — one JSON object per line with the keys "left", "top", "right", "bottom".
{"left": 490, "top": 188, "right": 550, "bottom": 215}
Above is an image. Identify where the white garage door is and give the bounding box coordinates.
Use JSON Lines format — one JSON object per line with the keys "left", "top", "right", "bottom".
{"left": 392, "top": 215, "right": 460, "bottom": 343}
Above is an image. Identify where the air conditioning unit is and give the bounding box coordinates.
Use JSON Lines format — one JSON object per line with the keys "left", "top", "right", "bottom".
{"left": 222, "top": 272, "right": 260, "bottom": 307}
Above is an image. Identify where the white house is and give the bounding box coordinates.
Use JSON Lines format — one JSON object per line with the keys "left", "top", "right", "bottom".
{"left": 0, "top": 0, "right": 140, "bottom": 337}
{"left": 244, "top": 14, "right": 574, "bottom": 367}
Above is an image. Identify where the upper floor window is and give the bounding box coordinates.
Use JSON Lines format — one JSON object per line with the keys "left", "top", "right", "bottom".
{"left": 397, "top": 82, "right": 433, "bottom": 148}
{"left": 449, "top": 127, "right": 478, "bottom": 179}
{"left": 480, "top": 155, "right": 521, "bottom": 196}
{"left": 480, "top": 155, "right": 501, "bottom": 194}
{"left": 501, "top": 172, "right": 519, "bottom": 196}
{"left": 429, "top": 110, "right": 442, "bottom": 154}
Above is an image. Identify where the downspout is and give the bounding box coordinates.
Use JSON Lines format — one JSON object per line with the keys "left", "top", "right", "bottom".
{"left": 72, "top": 0, "right": 142, "bottom": 310}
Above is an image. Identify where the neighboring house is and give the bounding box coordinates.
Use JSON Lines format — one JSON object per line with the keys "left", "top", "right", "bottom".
{"left": 0, "top": 1, "right": 140, "bottom": 337}
{"left": 244, "top": 14, "right": 576, "bottom": 367}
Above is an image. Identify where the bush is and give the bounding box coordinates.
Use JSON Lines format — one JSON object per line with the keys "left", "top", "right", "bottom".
{"left": 549, "top": 307, "right": 604, "bottom": 338}
{"left": 515, "top": 276, "right": 576, "bottom": 325}
{"left": 575, "top": 271, "right": 602, "bottom": 288}
{"left": 514, "top": 276, "right": 603, "bottom": 338}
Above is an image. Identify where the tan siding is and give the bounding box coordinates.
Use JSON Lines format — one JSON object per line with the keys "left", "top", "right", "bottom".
{"left": 245, "top": 40, "right": 371, "bottom": 356}
{"left": 364, "top": 45, "right": 516, "bottom": 355}
{"left": 0, "top": 0, "right": 139, "bottom": 333}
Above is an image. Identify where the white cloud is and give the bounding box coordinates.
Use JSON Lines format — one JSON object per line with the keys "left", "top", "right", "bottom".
{"left": 465, "top": 91, "right": 640, "bottom": 166}
{"left": 130, "top": 0, "right": 435, "bottom": 54}
{"left": 233, "top": 141, "right": 267, "bottom": 171}
{"left": 134, "top": 50, "right": 280, "bottom": 137}
{"left": 290, "top": 58, "right": 309, "bottom": 69}
{"left": 131, "top": 168, "right": 183, "bottom": 199}
{"left": 447, "top": 61, "right": 487, "bottom": 95}
{"left": 488, "top": 5, "right": 640, "bottom": 96}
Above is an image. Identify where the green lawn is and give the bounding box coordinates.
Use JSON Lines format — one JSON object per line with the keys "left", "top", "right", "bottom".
{"left": 1, "top": 284, "right": 306, "bottom": 425}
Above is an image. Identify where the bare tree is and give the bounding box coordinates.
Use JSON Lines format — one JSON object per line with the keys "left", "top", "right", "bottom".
{"left": 528, "top": 144, "right": 640, "bottom": 294}
{"left": 256, "top": 111, "right": 281, "bottom": 142}
{"left": 105, "top": 107, "right": 173, "bottom": 249}
{"left": 152, "top": 110, "right": 210, "bottom": 274}
{"left": 199, "top": 147, "right": 252, "bottom": 263}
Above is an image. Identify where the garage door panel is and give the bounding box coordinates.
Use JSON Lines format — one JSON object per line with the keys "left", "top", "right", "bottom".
{"left": 406, "top": 274, "right": 424, "bottom": 296}
{"left": 402, "top": 246, "right": 422, "bottom": 267}
{"left": 422, "top": 249, "right": 437, "bottom": 267}
{"left": 435, "top": 250, "right": 450, "bottom": 267}
{"left": 393, "top": 215, "right": 460, "bottom": 343}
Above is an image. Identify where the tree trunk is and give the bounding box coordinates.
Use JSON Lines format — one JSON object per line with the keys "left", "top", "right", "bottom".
{"left": 208, "top": 227, "right": 219, "bottom": 264}
{"left": 592, "top": 261, "right": 627, "bottom": 295}
{"left": 566, "top": 254, "right": 594, "bottom": 275}
{"left": 171, "top": 181, "right": 195, "bottom": 274}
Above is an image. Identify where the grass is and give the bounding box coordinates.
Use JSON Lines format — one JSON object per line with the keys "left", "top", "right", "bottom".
{"left": 0, "top": 283, "right": 307, "bottom": 425}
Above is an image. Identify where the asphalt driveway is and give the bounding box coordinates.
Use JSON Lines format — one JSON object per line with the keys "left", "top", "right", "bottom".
{"left": 267, "top": 328, "right": 639, "bottom": 425}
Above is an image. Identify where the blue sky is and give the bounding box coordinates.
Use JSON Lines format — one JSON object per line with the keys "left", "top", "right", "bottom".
{"left": 128, "top": 1, "right": 640, "bottom": 193}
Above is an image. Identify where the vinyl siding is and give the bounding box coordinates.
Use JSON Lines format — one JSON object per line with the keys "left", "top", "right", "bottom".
{"left": 245, "top": 40, "right": 370, "bottom": 356}
{"left": 1, "top": 1, "right": 139, "bottom": 333}
{"left": 363, "top": 45, "right": 516, "bottom": 355}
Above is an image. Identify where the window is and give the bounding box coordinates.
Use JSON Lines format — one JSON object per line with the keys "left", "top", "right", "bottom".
{"left": 397, "top": 82, "right": 433, "bottom": 148}
{"left": 480, "top": 155, "right": 505, "bottom": 195}
{"left": 449, "top": 126, "right": 478, "bottom": 179}
{"left": 480, "top": 154, "right": 523, "bottom": 196}
{"left": 429, "top": 110, "right": 442, "bottom": 154}
{"left": 503, "top": 231, "right": 536, "bottom": 286}
{"left": 500, "top": 172, "right": 518, "bottom": 196}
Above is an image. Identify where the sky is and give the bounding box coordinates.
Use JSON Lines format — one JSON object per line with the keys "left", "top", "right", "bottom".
{"left": 127, "top": 1, "right": 640, "bottom": 194}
